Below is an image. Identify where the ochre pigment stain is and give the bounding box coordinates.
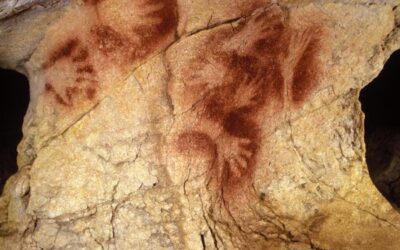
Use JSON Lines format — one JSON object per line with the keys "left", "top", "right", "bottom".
{"left": 43, "top": 38, "right": 80, "bottom": 69}
{"left": 43, "top": 37, "right": 98, "bottom": 106}
{"left": 168, "top": 5, "right": 324, "bottom": 205}
{"left": 42, "top": 0, "right": 178, "bottom": 107}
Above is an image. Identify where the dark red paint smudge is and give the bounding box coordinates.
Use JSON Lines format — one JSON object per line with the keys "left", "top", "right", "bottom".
{"left": 85, "top": 87, "right": 96, "bottom": 100}
{"left": 42, "top": 0, "right": 178, "bottom": 108}
{"left": 171, "top": 6, "right": 324, "bottom": 203}
{"left": 43, "top": 38, "right": 80, "bottom": 69}
{"left": 76, "top": 65, "right": 95, "bottom": 74}
{"left": 72, "top": 48, "right": 89, "bottom": 62}
{"left": 291, "top": 35, "right": 321, "bottom": 105}
{"left": 91, "top": 25, "right": 126, "bottom": 55}
{"left": 177, "top": 131, "right": 217, "bottom": 157}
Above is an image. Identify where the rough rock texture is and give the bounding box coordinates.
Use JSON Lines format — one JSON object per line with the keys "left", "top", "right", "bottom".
{"left": 0, "top": 0, "right": 400, "bottom": 249}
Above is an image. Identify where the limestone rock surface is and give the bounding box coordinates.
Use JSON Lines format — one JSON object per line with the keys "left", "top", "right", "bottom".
{"left": 0, "top": 0, "right": 400, "bottom": 249}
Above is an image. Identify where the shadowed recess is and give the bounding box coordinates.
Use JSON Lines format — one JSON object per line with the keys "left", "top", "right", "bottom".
{"left": 0, "top": 69, "right": 29, "bottom": 193}
{"left": 360, "top": 49, "right": 400, "bottom": 208}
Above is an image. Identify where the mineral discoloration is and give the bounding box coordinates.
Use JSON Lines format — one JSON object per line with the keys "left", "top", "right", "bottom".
{"left": 41, "top": 0, "right": 178, "bottom": 107}
{"left": 167, "top": 5, "right": 325, "bottom": 207}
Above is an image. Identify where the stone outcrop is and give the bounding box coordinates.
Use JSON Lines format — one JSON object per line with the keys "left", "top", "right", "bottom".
{"left": 0, "top": 0, "right": 400, "bottom": 249}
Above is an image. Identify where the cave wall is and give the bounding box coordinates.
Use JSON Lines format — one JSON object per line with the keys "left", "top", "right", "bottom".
{"left": 0, "top": 0, "right": 400, "bottom": 249}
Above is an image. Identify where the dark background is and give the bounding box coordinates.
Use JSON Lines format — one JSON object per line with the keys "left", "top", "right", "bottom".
{"left": 0, "top": 69, "right": 29, "bottom": 193}
{"left": 360, "top": 49, "right": 400, "bottom": 206}
{"left": 360, "top": 50, "right": 400, "bottom": 137}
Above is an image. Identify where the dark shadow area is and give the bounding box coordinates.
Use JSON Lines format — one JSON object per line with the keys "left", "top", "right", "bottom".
{"left": 0, "top": 69, "right": 29, "bottom": 194}
{"left": 360, "top": 49, "right": 400, "bottom": 208}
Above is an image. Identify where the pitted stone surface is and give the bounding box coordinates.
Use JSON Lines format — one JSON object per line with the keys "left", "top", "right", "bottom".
{"left": 0, "top": 0, "right": 400, "bottom": 249}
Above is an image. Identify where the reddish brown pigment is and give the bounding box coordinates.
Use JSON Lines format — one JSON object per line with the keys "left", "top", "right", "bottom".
{"left": 169, "top": 5, "right": 324, "bottom": 205}
{"left": 42, "top": 0, "right": 178, "bottom": 107}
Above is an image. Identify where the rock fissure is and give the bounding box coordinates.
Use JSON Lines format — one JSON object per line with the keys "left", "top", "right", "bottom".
{"left": 1, "top": 0, "right": 400, "bottom": 249}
